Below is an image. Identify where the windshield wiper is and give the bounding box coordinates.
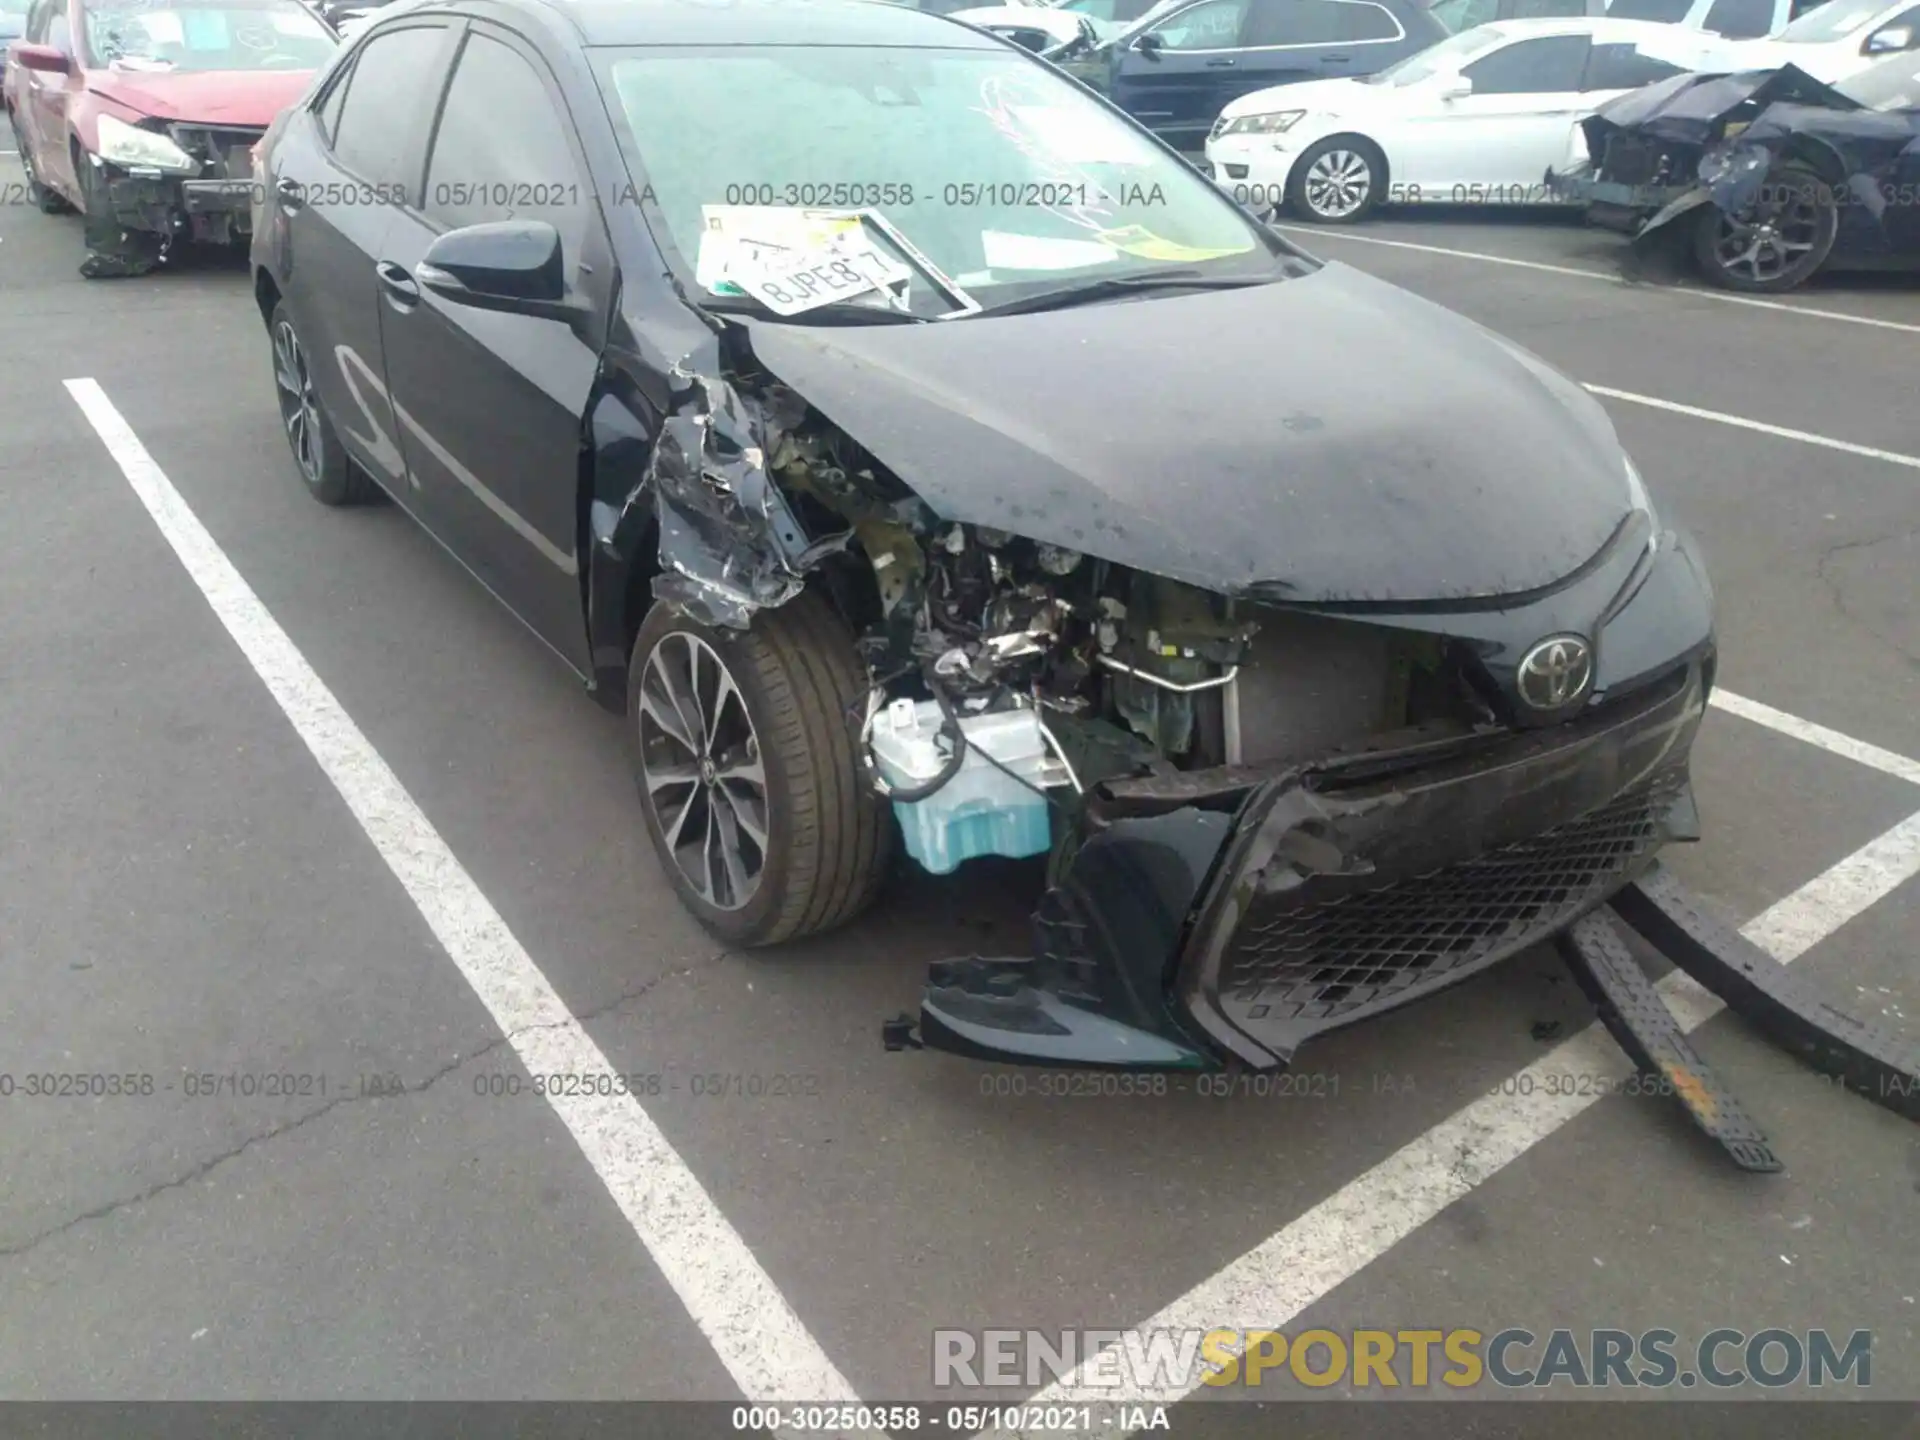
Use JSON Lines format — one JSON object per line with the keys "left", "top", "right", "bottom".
{"left": 967, "top": 267, "right": 1279, "bottom": 318}
{"left": 703, "top": 294, "right": 931, "bottom": 325}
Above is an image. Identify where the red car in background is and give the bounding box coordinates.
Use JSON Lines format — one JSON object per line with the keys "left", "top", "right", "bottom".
{"left": 3, "top": 0, "right": 335, "bottom": 276}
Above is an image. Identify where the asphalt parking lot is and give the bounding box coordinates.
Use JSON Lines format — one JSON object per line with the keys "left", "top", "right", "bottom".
{"left": 2, "top": 166, "right": 1917, "bottom": 1435}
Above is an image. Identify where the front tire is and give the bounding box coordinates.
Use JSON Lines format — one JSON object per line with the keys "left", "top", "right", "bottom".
{"left": 269, "top": 300, "right": 373, "bottom": 505}
{"left": 1691, "top": 161, "right": 1837, "bottom": 294}
{"left": 1287, "top": 136, "right": 1385, "bottom": 224}
{"left": 629, "top": 590, "right": 892, "bottom": 947}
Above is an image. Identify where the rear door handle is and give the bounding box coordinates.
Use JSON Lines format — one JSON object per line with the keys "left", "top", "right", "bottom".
{"left": 376, "top": 260, "right": 420, "bottom": 307}
{"left": 1203, "top": 56, "right": 1236, "bottom": 66}
{"left": 1321, "top": 53, "right": 1352, "bottom": 63}
{"left": 275, "top": 177, "right": 305, "bottom": 208}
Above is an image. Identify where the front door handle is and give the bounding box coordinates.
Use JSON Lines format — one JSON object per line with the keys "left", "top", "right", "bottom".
{"left": 376, "top": 260, "right": 420, "bottom": 307}
{"left": 1203, "top": 55, "right": 1236, "bottom": 66}
{"left": 1321, "top": 53, "right": 1351, "bottom": 63}
{"left": 276, "top": 176, "right": 305, "bottom": 208}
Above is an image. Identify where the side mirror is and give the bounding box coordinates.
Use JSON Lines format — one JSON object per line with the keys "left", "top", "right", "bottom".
{"left": 1437, "top": 77, "right": 1472, "bottom": 99}
{"left": 14, "top": 42, "right": 72, "bottom": 73}
{"left": 417, "top": 220, "right": 581, "bottom": 321}
{"left": 1864, "top": 22, "right": 1913, "bottom": 51}
{"left": 1133, "top": 30, "right": 1163, "bottom": 53}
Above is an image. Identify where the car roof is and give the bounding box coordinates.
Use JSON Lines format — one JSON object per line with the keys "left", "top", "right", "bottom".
{"left": 1469, "top": 13, "right": 1725, "bottom": 41}
{"left": 396, "top": 0, "right": 1011, "bottom": 47}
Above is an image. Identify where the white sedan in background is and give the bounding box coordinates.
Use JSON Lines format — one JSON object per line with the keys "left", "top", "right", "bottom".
{"left": 1204, "top": 17, "right": 1721, "bottom": 221}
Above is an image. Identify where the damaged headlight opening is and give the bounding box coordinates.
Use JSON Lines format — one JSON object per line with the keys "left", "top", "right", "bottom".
{"left": 94, "top": 114, "right": 199, "bottom": 174}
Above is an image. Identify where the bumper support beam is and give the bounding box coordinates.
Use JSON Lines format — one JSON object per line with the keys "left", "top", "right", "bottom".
{"left": 1557, "top": 907, "right": 1782, "bottom": 1172}
{"left": 1611, "top": 863, "right": 1920, "bottom": 1125}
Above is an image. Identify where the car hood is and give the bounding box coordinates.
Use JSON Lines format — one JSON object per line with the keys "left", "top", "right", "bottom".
{"left": 84, "top": 67, "right": 316, "bottom": 124}
{"left": 1588, "top": 62, "right": 1859, "bottom": 143}
{"left": 738, "top": 261, "right": 1635, "bottom": 604}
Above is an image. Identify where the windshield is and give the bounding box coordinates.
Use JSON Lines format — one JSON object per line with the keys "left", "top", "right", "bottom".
{"left": 594, "top": 42, "right": 1281, "bottom": 320}
{"left": 1364, "top": 24, "right": 1505, "bottom": 80}
{"left": 1778, "top": 0, "right": 1890, "bottom": 40}
{"left": 1838, "top": 49, "right": 1920, "bottom": 103}
{"left": 80, "top": 0, "right": 334, "bottom": 71}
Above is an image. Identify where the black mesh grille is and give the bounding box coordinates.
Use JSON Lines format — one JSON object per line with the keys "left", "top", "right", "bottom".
{"left": 1220, "top": 780, "right": 1678, "bottom": 1023}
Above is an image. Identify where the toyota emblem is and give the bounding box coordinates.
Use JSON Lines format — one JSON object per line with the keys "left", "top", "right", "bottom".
{"left": 1516, "top": 635, "right": 1594, "bottom": 712}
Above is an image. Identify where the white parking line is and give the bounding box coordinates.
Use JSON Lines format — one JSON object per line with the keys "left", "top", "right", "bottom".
{"left": 982, "top": 805, "right": 1920, "bottom": 1434}
{"left": 1587, "top": 385, "right": 1920, "bottom": 472}
{"left": 1275, "top": 225, "right": 1920, "bottom": 337}
{"left": 1713, "top": 689, "right": 1920, "bottom": 790}
{"left": 62, "top": 378, "right": 862, "bottom": 1412}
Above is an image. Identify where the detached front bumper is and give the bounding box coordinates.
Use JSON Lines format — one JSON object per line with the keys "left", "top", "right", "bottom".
{"left": 1547, "top": 162, "right": 1691, "bottom": 234}
{"left": 104, "top": 170, "right": 257, "bottom": 245}
{"left": 909, "top": 659, "right": 1708, "bottom": 1073}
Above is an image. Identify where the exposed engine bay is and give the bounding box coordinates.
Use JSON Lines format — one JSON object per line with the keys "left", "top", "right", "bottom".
{"left": 656, "top": 369, "right": 1497, "bottom": 879}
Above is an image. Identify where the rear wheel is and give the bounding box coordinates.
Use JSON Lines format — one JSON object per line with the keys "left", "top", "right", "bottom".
{"left": 1287, "top": 136, "right": 1385, "bottom": 224}
{"left": 628, "top": 590, "right": 892, "bottom": 947}
{"left": 1691, "top": 161, "right": 1837, "bottom": 294}
{"left": 269, "top": 300, "right": 374, "bottom": 505}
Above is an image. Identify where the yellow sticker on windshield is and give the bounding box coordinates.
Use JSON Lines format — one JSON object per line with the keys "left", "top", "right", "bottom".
{"left": 1095, "top": 225, "right": 1251, "bottom": 263}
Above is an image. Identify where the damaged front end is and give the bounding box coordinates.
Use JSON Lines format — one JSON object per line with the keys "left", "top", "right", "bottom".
{"left": 608, "top": 279, "right": 1918, "bottom": 1173}
{"left": 80, "top": 121, "right": 265, "bottom": 277}
{"left": 1555, "top": 62, "right": 1920, "bottom": 263}
{"left": 1566, "top": 67, "right": 1861, "bottom": 231}
{"left": 610, "top": 316, "right": 1720, "bottom": 1070}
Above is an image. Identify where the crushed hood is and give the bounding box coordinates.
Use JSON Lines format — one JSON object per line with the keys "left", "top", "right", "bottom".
{"left": 86, "top": 67, "right": 318, "bottom": 125}
{"left": 1585, "top": 64, "right": 1860, "bottom": 146}
{"left": 738, "top": 261, "right": 1633, "bottom": 604}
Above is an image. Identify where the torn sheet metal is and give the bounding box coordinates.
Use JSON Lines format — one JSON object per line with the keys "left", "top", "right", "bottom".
{"left": 643, "top": 356, "right": 850, "bottom": 629}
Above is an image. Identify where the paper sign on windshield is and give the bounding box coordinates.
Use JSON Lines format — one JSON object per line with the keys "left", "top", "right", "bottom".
{"left": 696, "top": 206, "right": 864, "bottom": 291}
{"left": 729, "top": 241, "right": 914, "bottom": 316}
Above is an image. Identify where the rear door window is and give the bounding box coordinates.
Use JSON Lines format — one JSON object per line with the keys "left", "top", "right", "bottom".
{"left": 1462, "top": 32, "right": 1590, "bottom": 89}
{"left": 1701, "top": 0, "right": 1777, "bottom": 34}
{"left": 1242, "top": 0, "right": 1350, "bottom": 43}
{"left": 1144, "top": 0, "right": 1251, "bottom": 46}
{"left": 1337, "top": 0, "right": 1404, "bottom": 37}
{"left": 1582, "top": 38, "right": 1688, "bottom": 83}
{"left": 1605, "top": 0, "right": 1692, "bottom": 19}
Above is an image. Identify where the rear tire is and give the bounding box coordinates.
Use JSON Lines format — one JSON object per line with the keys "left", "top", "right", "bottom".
{"left": 629, "top": 590, "right": 893, "bottom": 947}
{"left": 1691, "top": 160, "right": 1837, "bottom": 294}
{"left": 269, "top": 300, "right": 374, "bottom": 505}
{"left": 1287, "top": 136, "right": 1385, "bottom": 224}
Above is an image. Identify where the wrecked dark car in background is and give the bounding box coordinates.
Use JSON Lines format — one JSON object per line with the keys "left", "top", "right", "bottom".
{"left": 3, "top": 0, "right": 336, "bottom": 277}
{"left": 249, "top": 0, "right": 1920, "bottom": 1168}
{"left": 1551, "top": 52, "right": 1920, "bottom": 290}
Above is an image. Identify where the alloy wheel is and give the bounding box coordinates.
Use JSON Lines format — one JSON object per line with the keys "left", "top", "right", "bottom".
{"left": 1710, "top": 190, "right": 1822, "bottom": 286}
{"left": 637, "top": 632, "right": 769, "bottom": 912}
{"left": 1303, "top": 149, "right": 1372, "bottom": 219}
{"left": 272, "top": 319, "right": 324, "bottom": 483}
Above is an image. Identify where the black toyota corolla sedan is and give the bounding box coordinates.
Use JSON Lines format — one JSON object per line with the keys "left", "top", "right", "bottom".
{"left": 250, "top": 0, "right": 1717, "bottom": 1073}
